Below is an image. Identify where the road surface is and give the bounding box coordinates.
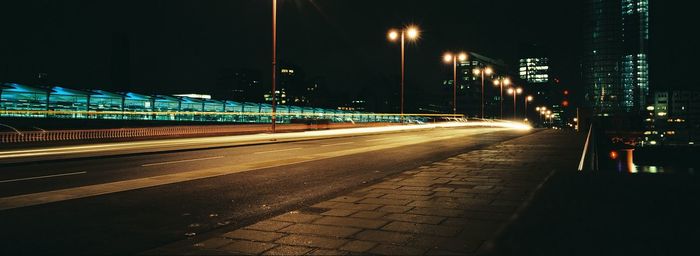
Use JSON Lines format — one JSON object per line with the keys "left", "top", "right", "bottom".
{"left": 0, "top": 126, "right": 531, "bottom": 254}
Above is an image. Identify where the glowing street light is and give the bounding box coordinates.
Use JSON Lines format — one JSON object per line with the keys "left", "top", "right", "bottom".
{"left": 507, "top": 87, "right": 523, "bottom": 120}
{"left": 493, "top": 77, "right": 511, "bottom": 119}
{"left": 525, "top": 95, "right": 533, "bottom": 119}
{"left": 443, "top": 51, "right": 467, "bottom": 118}
{"left": 388, "top": 25, "right": 421, "bottom": 123}
{"left": 473, "top": 67, "right": 493, "bottom": 118}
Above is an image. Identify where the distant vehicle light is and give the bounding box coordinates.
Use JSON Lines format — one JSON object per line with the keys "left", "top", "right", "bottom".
{"left": 609, "top": 150, "right": 618, "bottom": 160}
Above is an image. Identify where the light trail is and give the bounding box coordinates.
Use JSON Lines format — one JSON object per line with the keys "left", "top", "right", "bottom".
{"left": 0, "top": 121, "right": 531, "bottom": 162}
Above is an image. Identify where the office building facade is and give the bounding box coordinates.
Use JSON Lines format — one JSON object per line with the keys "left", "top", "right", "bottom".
{"left": 583, "top": 0, "right": 649, "bottom": 115}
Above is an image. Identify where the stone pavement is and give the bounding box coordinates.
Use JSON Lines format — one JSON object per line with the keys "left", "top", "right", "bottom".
{"left": 150, "top": 129, "right": 583, "bottom": 255}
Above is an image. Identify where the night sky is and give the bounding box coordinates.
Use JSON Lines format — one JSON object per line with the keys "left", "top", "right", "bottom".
{"left": 0, "top": 0, "right": 694, "bottom": 106}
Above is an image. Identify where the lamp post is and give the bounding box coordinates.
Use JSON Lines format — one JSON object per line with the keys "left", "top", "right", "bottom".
{"left": 473, "top": 67, "right": 493, "bottom": 119}
{"left": 493, "top": 77, "right": 510, "bottom": 119}
{"left": 507, "top": 87, "right": 523, "bottom": 120}
{"left": 271, "top": 0, "right": 278, "bottom": 133}
{"left": 444, "top": 52, "right": 468, "bottom": 118}
{"left": 388, "top": 25, "right": 420, "bottom": 124}
{"left": 538, "top": 106, "right": 548, "bottom": 126}
{"left": 525, "top": 95, "right": 533, "bottom": 120}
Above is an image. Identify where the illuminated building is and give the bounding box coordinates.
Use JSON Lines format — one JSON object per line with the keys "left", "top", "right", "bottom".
{"left": 647, "top": 90, "right": 700, "bottom": 146}
{"left": 441, "top": 52, "right": 506, "bottom": 118}
{"left": 583, "top": 0, "right": 649, "bottom": 115}
{"left": 0, "top": 82, "right": 406, "bottom": 123}
{"left": 519, "top": 58, "right": 549, "bottom": 84}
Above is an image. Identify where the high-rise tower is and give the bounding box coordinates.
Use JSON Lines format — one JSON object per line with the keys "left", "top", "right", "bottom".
{"left": 583, "top": 0, "right": 649, "bottom": 115}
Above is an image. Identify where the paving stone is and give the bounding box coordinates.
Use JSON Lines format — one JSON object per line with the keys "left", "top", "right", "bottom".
{"left": 245, "top": 220, "right": 294, "bottom": 232}
{"left": 384, "top": 213, "right": 445, "bottom": 225}
{"left": 358, "top": 198, "right": 412, "bottom": 206}
{"left": 262, "top": 245, "right": 312, "bottom": 255}
{"left": 382, "top": 221, "right": 461, "bottom": 237}
{"left": 307, "top": 249, "right": 349, "bottom": 255}
{"left": 272, "top": 212, "right": 322, "bottom": 223}
{"left": 339, "top": 240, "right": 378, "bottom": 253}
{"left": 313, "top": 216, "right": 389, "bottom": 229}
{"left": 218, "top": 240, "right": 277, "bottom": 255}
{"left": 321, "top": 209, "right": 357, "bottom": 217}
{"left": 432, "top": 192, "right": 475, "bottom": 198}
{"left": 195, "top": 237, "right": 232, "bottom": 249}
{"left": 183, "top": 248, "right": 237, "bottom": 255}
{"left": 223, "top": 229, "right": 286, "bottom": 242}
{"left": 369, "top": 184, "right": 401, "bottom": 189}
{"left": 362, "top": 193, "right": 385, "bottom": 198}
{"left": 275, "top": 234, "right": 348, "bottom": 249}
{"left": 432, "top": 187, "right": 455, "bottom": 192}
{"left": 381, "top": 193, "right": 432, "bottom": 201}
{"left": 369, "top": 244, "right": 426, "bottom": 255}
{"left": 322, "top": 202, "right": 382, "bottom": 211}
{"left": 371, "top": 188, "right": 433, "bottom": 195}
{"left": 462, "top": 204, "right": 517, "bottom": 214}
{"left": 353, "top": 230, "right": 413, "bottom": 244}
{"left": 396, "top": 181, "right": 438, "bottom": 187}
{"left": 376, "top": 205, "right": 414, "bottom": 213}
{"left": 407, "top": 207, "right": 463, "bottom": 217}
{"left": 407, "top": 200, "right": 460, "bottom": 209}
{"left": 350, "top": 211, "right": 387, "bottom": 219}
{"left": 280, "top": 223, "right": 361, "bottom": 238}
{"left": 398, "top": 186, "right": 435, "bottom": 191}
{"left": 312, "top": 201, "right": 338, "bottom": 209}
{"left": 330, "top": 196, "right": 363, "bottom": 203}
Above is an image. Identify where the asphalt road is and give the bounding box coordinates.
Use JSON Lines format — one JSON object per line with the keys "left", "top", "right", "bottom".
{"left": 0, "top": 127, "right": 531, "bottom": 255}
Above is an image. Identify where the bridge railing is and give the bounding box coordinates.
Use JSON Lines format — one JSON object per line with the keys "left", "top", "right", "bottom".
{"left": 0, "top": 122, "right": 395, "bottom": 144}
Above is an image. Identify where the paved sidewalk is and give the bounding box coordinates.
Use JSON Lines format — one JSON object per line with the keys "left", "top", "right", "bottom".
{"left": 150, "top": 130, "right": 583, "bottom": 255}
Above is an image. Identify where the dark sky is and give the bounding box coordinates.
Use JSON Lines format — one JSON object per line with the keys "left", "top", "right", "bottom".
{"left": 0, "top": 0, "right": 693, "bottom": 102}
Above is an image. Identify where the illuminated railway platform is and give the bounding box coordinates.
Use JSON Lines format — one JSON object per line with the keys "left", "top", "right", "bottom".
{"left": 0, "top": 83, "right": 425, "bottom": 124}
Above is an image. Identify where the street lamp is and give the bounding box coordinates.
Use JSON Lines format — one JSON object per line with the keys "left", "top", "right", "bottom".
{"left": 444, "top": 52, "right": 468, "bottom": 118}
{"left": 473, "top": 67, "right": 493, "bottom": 119}
{"left": 493, "top": 77, "right": 511, "bottom": 119}
{"left": 525, "top": 95, "right": 533, "bottom": 120}
{"left": 507, "top": 87, "right": 523, "bottom": 120}
{"left": 388, "top": 25, "right": 420, "bottom": 123}
{"left": 271, "top": 0, "right": 278, "bottom": 132}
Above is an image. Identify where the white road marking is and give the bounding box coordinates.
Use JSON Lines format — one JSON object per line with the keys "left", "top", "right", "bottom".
{"left": 0, "top": 171, "right": 87, "bottom": 184}
{"left": 141, "top": 156, "right": 225, "bottom": 167}
{"left": 252, "top": 147, "right": 303, "bottom": 155}
{"left": 321, "top": 142, "right": 354, "bottom": 147}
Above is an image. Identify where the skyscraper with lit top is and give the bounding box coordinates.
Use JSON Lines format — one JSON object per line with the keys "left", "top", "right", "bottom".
{"left": 583, "top": 0, "right": 649, "bottom": 115}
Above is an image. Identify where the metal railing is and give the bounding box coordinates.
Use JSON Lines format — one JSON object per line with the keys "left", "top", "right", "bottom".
{"left": 0, "top": 122, "right": 395, "bottom": 144}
